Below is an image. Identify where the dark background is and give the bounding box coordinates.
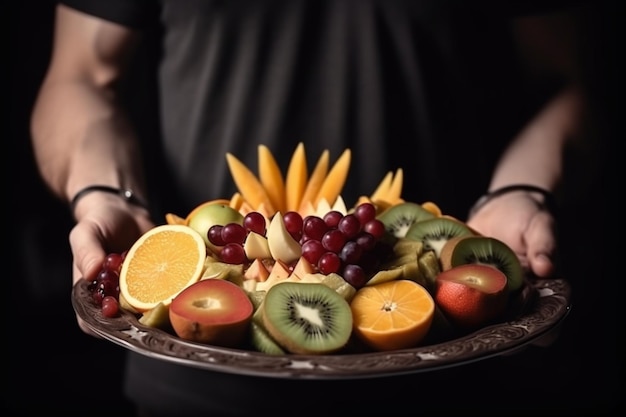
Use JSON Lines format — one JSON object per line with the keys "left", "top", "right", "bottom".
{"left": 5, "top": 1, "right": 624, "bottom": 415}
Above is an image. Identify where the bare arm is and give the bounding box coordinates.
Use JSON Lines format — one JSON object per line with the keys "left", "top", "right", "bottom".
{"left": 467, "top": 7, "right": 587, "bottom": 278}
{"left": 487, "top": 9, "right": 586, "bottom": 193}
{"left": 31, "top": 5, "right": 154, "bottom": 294}
{"left": 31, "top": 4, "right": 147, "bottom": 210}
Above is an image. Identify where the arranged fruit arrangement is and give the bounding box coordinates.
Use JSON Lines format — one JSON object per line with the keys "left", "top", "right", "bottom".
{"left": 88, "top": 143, "right": 527, "bottom": 355}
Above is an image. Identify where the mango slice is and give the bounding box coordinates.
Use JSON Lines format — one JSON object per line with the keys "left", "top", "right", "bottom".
{"left": 258, "top": 144, "right": 286, "bottom": 214}
{"left": 314, "top": 148, "right": 351, "bottom": 207}
{"left": 226, "top": 153, "right": 276, "bottom": 215}
{"left": 285, "top": 142, "right": 308, "bottom": 212}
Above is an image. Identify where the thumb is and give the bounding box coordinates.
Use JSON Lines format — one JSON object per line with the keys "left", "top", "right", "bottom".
{"left": 525, "top": 211, "right": 557, "bottom": 278}
{"left": 69, "top": 222, "right": 107, "bottom": 284}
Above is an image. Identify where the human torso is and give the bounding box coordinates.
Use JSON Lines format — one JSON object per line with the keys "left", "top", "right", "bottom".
{"left": 64, "top": 0, "right": 529, "bottom": 217}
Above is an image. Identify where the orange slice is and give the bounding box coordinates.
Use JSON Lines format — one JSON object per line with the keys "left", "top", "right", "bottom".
{"left": 350, "top": 279, "right": 435, "bottom": 351}
{"left": 119, "top": 224, "right": 207, "bottom": 312}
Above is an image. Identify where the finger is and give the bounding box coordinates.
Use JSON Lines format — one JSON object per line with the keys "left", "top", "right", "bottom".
{"left": 72, "top": 261, "right": 83, "bottom": 287}
{"left": 525, "top": 211, "right": 556, "bottom": 278}
{"left": 69, "top": 222, "right": 107, "bottom": 282}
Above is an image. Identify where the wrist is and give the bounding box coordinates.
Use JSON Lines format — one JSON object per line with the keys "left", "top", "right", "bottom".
{"left": 70, "top": 185, "right": 148, "bottom": 218}
{"left": 469, "top": 184, "right": 556, "bottom": 218}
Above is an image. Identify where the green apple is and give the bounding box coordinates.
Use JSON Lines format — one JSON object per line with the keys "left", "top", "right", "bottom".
{"left": 187, "top": 203, "right": 244, "bottom": 249}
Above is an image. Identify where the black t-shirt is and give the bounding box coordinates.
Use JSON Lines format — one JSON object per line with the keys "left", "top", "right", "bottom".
{"left": 56, "top": 1, "right": 573, "bottom": 414}
{"left": 57, "top": 0, "right": 555, "bottom": 219}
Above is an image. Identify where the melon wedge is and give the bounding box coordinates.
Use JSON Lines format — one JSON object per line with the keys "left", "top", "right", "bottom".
{"left": 314, "top": 148, "right": 351, "bottom": 207}
{"left": 285, "top": 142, "right": 308, "bottom": 212}
{"left": 226, "top": 153, "right": 275, "bottom": 214}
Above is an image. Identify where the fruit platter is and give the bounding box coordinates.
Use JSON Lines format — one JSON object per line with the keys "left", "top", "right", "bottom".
{"left": 71, "top": 143, "right": 572, "bottom": 379}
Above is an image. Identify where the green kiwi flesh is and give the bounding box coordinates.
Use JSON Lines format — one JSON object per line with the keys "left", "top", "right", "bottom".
{"left": 249, "top": 321, "right": 286, "bottom": 355}
{"left": 417, "top": 250, "right": 441, "bottom": 291}
{"left": 366, "top": 238, "right": 425, "bottom": 286}
{"left": 449, "top": 236, "right": 524, "bottom": 292}
{"left": 377, "top": 202, "right": 436, "bottom": 238}
{"left": 404, "top": 217, "right": 474, "bottom": 258}
{"left": 262, "top": 282, "right": 353, "bottom": 354}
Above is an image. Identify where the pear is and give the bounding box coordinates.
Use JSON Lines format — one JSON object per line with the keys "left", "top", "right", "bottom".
{"left": 243, "top": 231, "right": 272, "bottom": 260}
{"left": 266, "top": 212, "right": 302, "bottom": 264}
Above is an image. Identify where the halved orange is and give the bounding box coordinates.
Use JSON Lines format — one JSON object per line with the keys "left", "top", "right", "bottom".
{"left": 119, "top": 224, "right": 207, "bottom": 312}
{"left": 350, "top": 279, "right": 435, "bottom": 351}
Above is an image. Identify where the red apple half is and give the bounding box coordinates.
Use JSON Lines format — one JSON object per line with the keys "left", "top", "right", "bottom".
{"left": 169, "top": 278, "right": 253, "bottom": 347}
{"left": 434, "top": 264, "right": 508, "bottom": 329}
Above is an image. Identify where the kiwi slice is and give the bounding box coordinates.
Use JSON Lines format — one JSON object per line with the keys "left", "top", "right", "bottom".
{"left": 377, "top": 202, "right": 436, "bottom": 238}
{"left": 249, "top": 322, "right": 286, "bottom": 355}
{"left": 366, "top": 238, "right": 425, "bottom": 286}
{"left": 404, "top": 217, "right": 474, "bottom": 258}
{"left": 371, "top": 252, "right": 422, "bottom": 285}
{"left": 248, "top": 296, "right": 286, "bottom": 354}
{"left": 445, "top": 235, "right": 524, "bottom": 292}
{"left": 247, "top": 289, "right": 267, "bottom": 311}
{"left": 417, "top": 250, "right": 441, "bottom": 291}
{"left": 262, "top": 282, "right": 353, "bottom": 355}
{"left": 391, "top": 238, "right": 425, "bottom": 258}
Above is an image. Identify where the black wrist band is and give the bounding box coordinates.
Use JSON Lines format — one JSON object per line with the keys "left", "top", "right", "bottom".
{"left": 468, "top": 184, "right": 556, "bottom": 218}
{"left": 70, "top": 185, "right": 148, "bottom": 214}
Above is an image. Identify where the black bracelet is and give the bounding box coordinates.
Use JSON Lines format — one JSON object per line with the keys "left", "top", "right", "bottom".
{"left": 70, "top": 185, "right": 148, "bottom": 214}
{"left": 468, "top": 184, "right": 556, "bottom": 218}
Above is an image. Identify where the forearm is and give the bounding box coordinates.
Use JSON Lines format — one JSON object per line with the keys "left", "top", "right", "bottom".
{"left": 30, "top": 4, "right": 146, "bottom": 209}
{"left": 31, "top": 75, "right": 146, "bottom": 206}
{"left": 488, "top": 84, "right": 585, "bottom": 193}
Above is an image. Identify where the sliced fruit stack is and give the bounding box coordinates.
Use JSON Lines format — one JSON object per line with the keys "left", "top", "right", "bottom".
{"left": 88, "top": 143, "right": 526, "bottom": 355}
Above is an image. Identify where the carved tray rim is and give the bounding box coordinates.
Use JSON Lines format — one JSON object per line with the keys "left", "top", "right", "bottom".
{"left": 72, "top": 278, "right": 571, "bottom": 380}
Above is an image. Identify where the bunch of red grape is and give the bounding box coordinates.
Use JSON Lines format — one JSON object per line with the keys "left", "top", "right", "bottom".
{"left": 208, "top": 202, "right": 392, "bottom": 288}
{"left": 87, "top": 252, "right": 126, "bottom": 317}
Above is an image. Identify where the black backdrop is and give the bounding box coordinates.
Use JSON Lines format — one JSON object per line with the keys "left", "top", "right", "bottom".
{"left": 5, "top": 1, "right": 624, "bottom": 415}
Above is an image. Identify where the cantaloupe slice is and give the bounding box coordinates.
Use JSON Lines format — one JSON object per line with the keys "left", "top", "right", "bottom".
{"left": 229, "top": 192, "right": 245, "bottom": 211}
{"left": 370, "top": 171, "right": 393, "bottom": 202}
{"left": 226, "top": 153, "right": 275, "bottom": 214}
{"left": 165, "top": 213, "right": 186, "bottom": 225}
{"left": 314, "top": 148, "right": 351, "bottom": 207}
{"left": 258, "top": 145, "right": 286, "bottom": 214}
{"left": 285, "top": 142, "right": 308, "bottom": 212}
{"left": 386, "top": 168, "right": 404, "bottom": 204}
{"left": 298, "top": 149, "right": 329, "bottom": 213}
{"left": 422, "top": 201, "right": 442, "bottom": 217}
